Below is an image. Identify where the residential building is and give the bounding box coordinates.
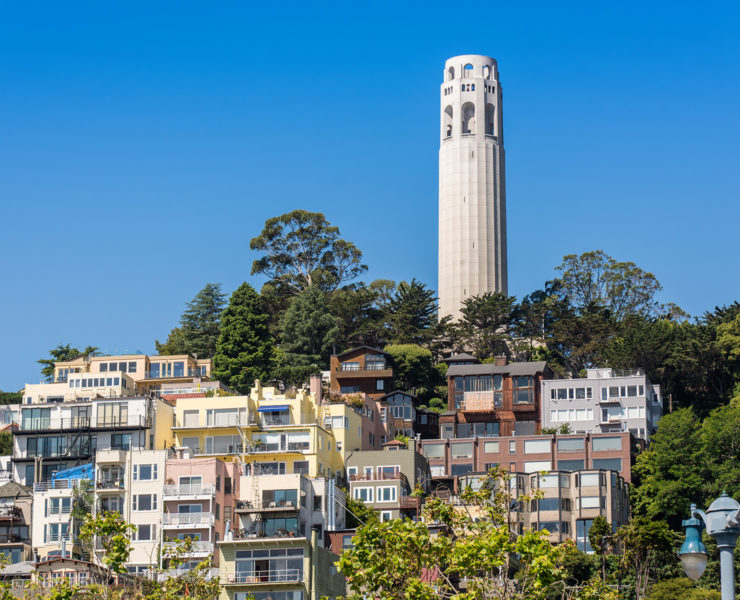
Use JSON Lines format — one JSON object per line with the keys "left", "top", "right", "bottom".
{"left": 346, "top": 439, "right": 430, "bottom": 521}
{"left": 13, "top": 394, "right": 173, "bottom": 485}
{"left": 439, "top": 55, "right": 507, "bottom": 320}
{"left": 0, "top": 482, "right": 33, "bottom": 564}
{"left": 541, "top": 368, "right": 663, "bottom": 442}
{"left": 443, "top": 356, "right": 553, "bottom": 438}
{"left": 456, "top": 468, "right": 631, "bottom": 551}
{"left": 420, "top": 432, "right": 636, "bottom": 492}
{"left": 162, "top": 456, "right": 240, "bottom": 568}
{"left": 329, "top": 347, "right": 394, "bottom": 399}
{"left": 218, "top": 526, "right": 345, "bottom": 600}
{"left": 414, "top": 409, "right": 440, "bottom": 440}
{"left": 33, "top": 557, "right": 131, "bottom": 588}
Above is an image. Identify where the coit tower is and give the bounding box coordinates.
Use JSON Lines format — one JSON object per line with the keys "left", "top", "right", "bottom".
{"left": 438, "top": 54, "right": 508, "bottom": 320}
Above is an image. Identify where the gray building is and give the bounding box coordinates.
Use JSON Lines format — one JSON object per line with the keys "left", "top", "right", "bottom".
{"left": 541, "top": 368, "right": 662, "bottom": 442}
{"left": 346, "top": 440, "right": 430, "bottom": 521}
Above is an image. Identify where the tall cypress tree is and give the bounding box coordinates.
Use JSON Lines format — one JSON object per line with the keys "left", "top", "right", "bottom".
{"left": 213, "top": 283, "right": 274, "bottom": 393}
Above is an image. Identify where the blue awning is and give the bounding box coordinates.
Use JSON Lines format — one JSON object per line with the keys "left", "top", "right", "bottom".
{"left": 257, "top": 405, "right": 290, "bottom": 412}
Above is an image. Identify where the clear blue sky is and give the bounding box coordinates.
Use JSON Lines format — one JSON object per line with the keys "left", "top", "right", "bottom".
{"left": 1, "top": 1, "right": 739, "bottom": 391}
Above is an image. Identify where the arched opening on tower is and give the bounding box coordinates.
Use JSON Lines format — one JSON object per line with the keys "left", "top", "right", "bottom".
{"left": 485, "top": 103, "right": 495, "bottom": 136}
{"left": 447, "top": 66, "right": 455, "bottom": 81}
{"left": 464, "top": 63, "right": 474, "bottom": 78}
{"left": 462, "top": 102, "right": 475, "bottom": 134}
{"left": 483, "top": 65, "right": 491, "bottom": 79}
{"left": 444, "top": 105, "right": 454, "bottom": 138}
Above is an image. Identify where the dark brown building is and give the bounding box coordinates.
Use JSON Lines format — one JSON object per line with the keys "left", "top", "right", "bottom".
{"left": 329, "top": 347, "right": 394, "bottom": 399}
{"left": 443, "top": 357, "right": 553, "bottom": 438}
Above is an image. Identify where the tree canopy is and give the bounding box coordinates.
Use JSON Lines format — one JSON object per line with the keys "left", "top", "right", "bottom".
{"left": 38, "top": 344, "right": 99, "bottom": 381}
{"left": 250, "top": 210, "right": 367, "bottom": 294}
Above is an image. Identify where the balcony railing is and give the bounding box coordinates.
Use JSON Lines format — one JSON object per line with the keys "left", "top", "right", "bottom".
{"left": 224, "top": 569, "right": 303, "bottom": 584}
{"left": 163, "top": 512, "right": 213, "bottom": 526}
{"left": 460, "top": 391, "right": 501, "bottom": 412}
{"left": 350, "top": 471, "right": 408, "bottom": 484}
{"left": 235, "top": 499, "right": 299, "bottom": 511}
{"left": 163, "top": 540, "right": 214, "bottom": 554}
{"left": 19, "top": 415, "right": 149, "bottom": 432}
{"left": 0, "top": 533, "right": 28, "bottom": 544}
{"left": 96, "top": 479, "right": 125, "bottom": 490}
{"left": 163, "top": 484, "right": 216, "bottom": 497}
{"left": 176, "top": 416, "right": 250, "bottom": 428}
{"left": 0, "top": 506, "right": 23, "bottom": 519}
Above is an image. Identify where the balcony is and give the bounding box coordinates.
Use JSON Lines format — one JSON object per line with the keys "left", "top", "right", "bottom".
{"left": 459, "top": 391, "right": 501, "bottom": 412}
{"left": 162, "top": 540, "right": 214, "bottom": 555}
{"left": 175, "top": 416, "right": 250, "bottom": 429}
{"left": 350, "top": 471, "right": 407, "bottom": 484}
{"left": 235, "top": 499, "right": 299, "bottom": 513}
{"left": 334, "top": 365, "right": 393, "bottom": 380}
{"left": 0, "top": 507, "right": 23, "bottom": 520}
{"left": 96, "top": 479, "right": 125, "bottom": 492}
{"left": 163, "top": 484, "right": 216, "bottom": 499}
{"left": 224, "top": 569, "right": 303, "bottom": 585}
{"left": 18, "top": 416, "right": 149, "bottom": 433}
{"left": 247, "top": 443, "right": 310, "bottom": 455}
{"left": 0, "top": 533, "right": 29, "bottom": 544}
{"left": 162, "top": 512, "right": 214, "bottom": 528}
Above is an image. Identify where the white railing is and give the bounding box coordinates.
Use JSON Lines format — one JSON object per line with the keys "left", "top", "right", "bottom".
{"left": 163, "top": 540, "right": 214, "bottom": 554}
{"left": 162, "top": 512, "right": 213, "bottom": 526}
{"left": 163, "top": 484, "right": 215, "bottom": 497}
{"left": 224, "top": 569, "right": 303, "bottom": 584}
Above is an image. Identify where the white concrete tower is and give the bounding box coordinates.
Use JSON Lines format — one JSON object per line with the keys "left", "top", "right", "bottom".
{"left": 438, "top": 54, "right": 507, "bottom": 320}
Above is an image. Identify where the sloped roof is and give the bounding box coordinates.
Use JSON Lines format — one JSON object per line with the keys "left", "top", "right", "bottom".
{"left": 0, "top": 481, "right": 31, "bottom": 499}
{"left": 443, "top": 352, "right": 479, "bottom": 363}
{"left": 333, "top": 346, "right": 389, "bottom": 359}
{"left": 446, "top": 361, "right": 548, "bottom": 377}
{"left": 378, "top": 390, "right": 416, "bottom": 401}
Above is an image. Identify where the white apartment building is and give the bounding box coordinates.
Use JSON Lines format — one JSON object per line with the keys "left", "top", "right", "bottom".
{"left": 541, "top": 368, "right": 662, "bottom": 442}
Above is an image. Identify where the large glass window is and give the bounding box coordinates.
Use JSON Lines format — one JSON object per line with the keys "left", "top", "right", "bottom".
{"left": 558, "top": 459, "right": 585, "bottom": 471}
{"left": 234, "top": 548, "right": 304, "bottom": 583}
{"left": 483, "top": 441, "right": 499, "bottom": 453}
{"left": 557, "top": 438, "right": 585, "bottom": 452}
{"left": 173, "top": 362, "right": 184, "bottom": 377}
{"left": 451, "top": 442, "right": 473, "bottom": 458}
{"left": 96, "top": 403, "right": 128, "bottom": 427}
{"left": 524, "top": 439, "right": 550, "bottom": 454}
{"left": 524, "top": 461, "right": 551, "bottom": 473}
{"left": 513, "top": 377, "right": 534, "bottom": 404}
{"left": 592, "top": 437, "right": 622, "bottom": 451}
{"left": 451, "top": 463, "right": 472, "bottom": 477}
{"left": 423, "top": 444, "right": 445, "bottom": 459}
{"left": 262, "top": 489, "right": 298, "bottom": 507}
{"left": 593, "top": 458, "right": 622, "bottom": 471}
{"left": 576, "top": 519, "right": 594, "bottom": 552}
{"left": 22, "top": 408, "right": 50, "bottom": 430}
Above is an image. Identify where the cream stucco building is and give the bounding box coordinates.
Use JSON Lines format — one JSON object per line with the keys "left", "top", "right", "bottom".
{"left": 439, "top": 54, "right": 507, "bottom": 320}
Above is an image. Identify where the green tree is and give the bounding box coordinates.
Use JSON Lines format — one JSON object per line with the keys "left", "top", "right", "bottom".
{"left": 384, "top": 344, "right": 439, "bottom": 399}
{"left": 615, "top": 516, "right": 677, "bottom": 599}
{"left": 344, "top": 496, "right": 380, "bottom": 529}
{"left": 587, "top": 515, "right": 612, "bottom": 581}
{"left": 38, "top": 344, "right": 99, "bottom": 381}
{"left": 250, "top": 209, "right": 367, "bottom": 294}
{"left": 277, "top": 286, "right": 339, "bottom": 385}
{"left": 0, "top": 392, "right": 21, "bottom": 405}
{"left": 339, "top": 468, "right": 597, "bottom": 600}
{"left": 79, "top": 511, "right": 135, "bottom": 575}
{"left": 384, "top": 279, "right": 441, "bottom": 347}
{"left": 646, "top": 577, "right": 721, "bottom": 600}
{"left": 455, "top": 292, "right": 517, "bottom": 360}
{"left": 213, "top": 283, "right": 275, "bottom": 393}
{"left": 554, "top": 250, "right": 663, "bottom": 321}
{"left": 157, "top": 283, "right": 227, "bottom": 358}
{"left": 0, "top": 433, "right": 11, "bottom": 455}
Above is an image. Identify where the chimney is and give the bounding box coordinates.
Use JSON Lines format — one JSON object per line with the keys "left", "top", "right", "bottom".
{"left": 310, "top": 373, "right": 323, "bottom": 405}
{"left": 494, "top": 355, "right": 507, "bottom": 366}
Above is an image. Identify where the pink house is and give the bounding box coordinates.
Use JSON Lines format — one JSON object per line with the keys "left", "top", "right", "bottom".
{"left": 162, "top": 457, "right": 240, "bottom": 567}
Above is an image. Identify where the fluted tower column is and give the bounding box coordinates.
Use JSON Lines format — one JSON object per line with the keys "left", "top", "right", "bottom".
{"left": 438, "top": 54, "right": 508, "bottom": 320}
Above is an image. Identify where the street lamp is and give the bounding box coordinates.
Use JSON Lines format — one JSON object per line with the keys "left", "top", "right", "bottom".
{"left": 679, "top": 493, "right": 740, "bottom": 600}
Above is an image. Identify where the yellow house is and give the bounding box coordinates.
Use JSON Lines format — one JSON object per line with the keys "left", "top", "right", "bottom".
{"left": 172, "top": 395, "right": 251, "bottom": 458}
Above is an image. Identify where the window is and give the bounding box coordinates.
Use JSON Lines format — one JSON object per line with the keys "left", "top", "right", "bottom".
{"left": 97, "top": 403, "right": 128, "bottom": 427}
{"left": 483, "top": 441, "right": 499, "bottom": 453}
{"left": 340, "top": 385, "right": 360, "bottom": 394}
{"left": 376, "top": 487, "right": 397, "bottom": 502}
{"left": 342, "top": 534, "right": 354, "bottom": 550}
{"left": 524, "top": 461, "right": 551, "bottom": 473}
{"left": 430, "top": 465, "right": 446, "bottom": 476}
{"left": 514, "top": 421, "right": 536, "bottom": 436}
{"left": 111, "top": 434, "right": 132, "bottom": 450}
{"left": 451, "top": 442, "right": 473, "bottom": 458}
{"left": 557, "top": 438, "right": 584, "bottom": 452}
{"left": 216, "top": 476, "right": 221, "bottom": 491}
{"left": 225, "top": 477, "right": 232, "bottom": 494}
{"left": 592, "top": 437, "right": 622, "bottom": 451}
{"left": 376, "top": 380, "right": 385, "bottom": 391}
{"left": 576, "top": 519, "right": 594, "bottom": 552}
{"left": 353, "top": 487, "right": 373, "bottom": 502}
{"left": 380, "top": 510, "right": 393, "bottom": 522}
{"left": 293, "top": 461, "right": 309, "bottom": 475}
{"left": 135, "top": 524, "right": 155, "bottom": 541}
{"left": 593, "top": 458, "right": 622, "bottom": 471}
{"left": 579, "top": 473, "right": 601, "bottom": 487}
{"left": 133, "top": 494, "right": 157, "bottom": 511}
{"left": 509, "top": 440, "right": 516, "bottom": 453}
{"left": 48, "top": 497, "right": 72, "bottom": 515}
{"left": 134, "top": 464, "right": 157, "bottom": 480}
{"left": 451, "top": 463, "right": 473, "bottom": 476}
{"left": 513, "top": 376, "right": 534, "bottom": 404}
{"left": 577, "top": 497, "right": 601, "bottom": 509}
{"left": 128, "top": 361, "right": 137, "bottom": 373}
{"left": 215, "top": 504, "right": 220, "bottom": 520}
{"left": 558, "top": 459, "right": 585, "bottom": 471}
{"left": 224, "top": 506, "right": 232, "bottom": 522}
{"left": 524, "top": 439, "right": 550, "bottom": 454}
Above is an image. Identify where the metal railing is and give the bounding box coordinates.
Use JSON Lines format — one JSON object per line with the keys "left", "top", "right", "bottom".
{"left": 163, "top": 512, "right": 212, "bottom": 526}
{"left": 163, "top": 484, "right": 216, "bottom": 497}
{"left": 33, "top": 480, "right": 86, "bottom": 492}
{"left": 337, "top": 363, "right": 387, "bottom": 372}
{"left": 20, "top": 415, "right": 148, "bottom": 431}
{"left": 236, "top": 499, "right": 298, "bottom": 511}
{"left": 350, "top": 471, "right": 407, "bottom": 483}
{"left": 177, "top": 415, "right": 250, "bottom": 428}
{"left": 163, "top": 540, "right": 213, "bottom": 554}
{"left": 224, "top": 569, "right": 303, "bottom": 584}
{"left": 96, "top": 479, "right": 125, "bottom": 490}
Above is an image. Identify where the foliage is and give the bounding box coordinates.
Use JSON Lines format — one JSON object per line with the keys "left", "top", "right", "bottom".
{"left": 384, "top": 344, "right": 438, "bottom": 399}
{"left": 156, "top": 283, "right": 227, "bottom": 358}
{"left": 277, "top": 286, "right": 339, "bottom": 385}
{"left": 79, "top": 511, "right": 135, "bottom": 575}
{"left": 339, "top": 467, "right": 607, "bottom": 600}
{"left": 344, "top": 496, "right": 380, "bottom": 529}
{"left": 38, "top": 344, "right": 98, "bottom": 380}
{"left": 586, "top": 516, "right": 612, "bottom": 581}
{"left": 454, "top": 292, "right": 518, "bottom": 360}
{"left": 615, "top": 516, "right": 677, "bottom": 599}
{"left": 213, "top": 282, "right": 275, "bottom": 393}
{"left": 384, "top": 279, "right": 443, "bottom": 348}
{"left": 554, "top": 250, "right": 662, "bottom": 321}
{"left": 0, "top": 433, "right": 11, "bottom": 455}
{"left": 250, "top": 209, "right": 367, "bottom": 294}
{"left": 645, "top": 577, "right": 721, "bottom": 600}
{"left": 154, "top": 538, "right": 221, "bottom": 600}
{"left": 0, "top": 392, "right": 21, "bottom": 405}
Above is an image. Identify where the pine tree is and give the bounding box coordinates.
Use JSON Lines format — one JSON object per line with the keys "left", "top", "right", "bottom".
{"left": 277, "top": 286, "right": 339, "bottom": 385}
{"left": 213, "top": 283, "right": 274, "bottom": 393}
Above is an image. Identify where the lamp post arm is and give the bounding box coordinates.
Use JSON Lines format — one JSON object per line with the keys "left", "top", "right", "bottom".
{"left": 690, "top": 504, "right": 708, "bottom": 525}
